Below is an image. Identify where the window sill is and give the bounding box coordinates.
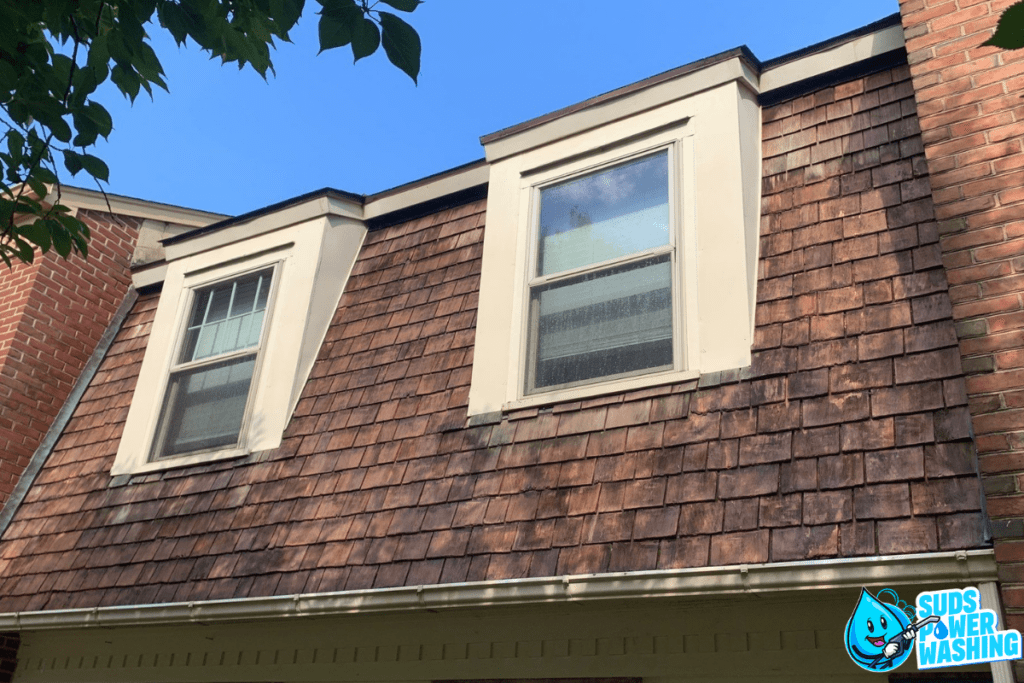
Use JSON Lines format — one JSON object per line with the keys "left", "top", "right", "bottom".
{"left": 503, "top": 367, "right": 701, "bottom": 413}
{"left": 113, "top": 447, "right": 250, "bottom": 477}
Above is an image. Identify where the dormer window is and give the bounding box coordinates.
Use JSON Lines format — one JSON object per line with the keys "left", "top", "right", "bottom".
{"left": 469, "top": 54, "right": 762, "bottom": 415}
{"left": 526, "top": 149, "right": 677, "bottom": 393}
{"left": 112, "top": 196, "right": 368, "bottom": 477}
{"left": 152, "top": 266, "right": 275, "bottom": 460}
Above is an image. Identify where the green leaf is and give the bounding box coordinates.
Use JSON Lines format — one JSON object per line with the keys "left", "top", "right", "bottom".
{"left": 985, "top": 1, "right": 1024, "bottom": 48}
{"left": 0, "top": 60, "right": 18, "bottom": 93}
{"left": 379, "top": 12, "right": 420, "bottom": 83}
{"left": 350, "top": 16, "right": 380, "bottom": 62}
{"left": 79, "top": 153, "right": 109, "bottom": 181}
{"left": 318, "top": 13, "right": 353, "bottom": 50}
{"left": 19, "top": 219, "right": 51, "bottom": 252}
{"left": 317, "top": 0, "right": 361, "bottom": 52}
{"left": 87, "top": 101, "right": 113, "bottom": 138}
{"left": 379, "top": 0, "right": 422, "bottom": 12}
{"left": 6, "top": 130, "right": 24, "bottom": 161}
{"left": 111, "top": 64, "right": 141, "bottom": 101}
{"left": 62, "top": 149, "right": 83, "bottom": 175}
{"left": 34, "top": 166, "right": 57, "bottom": 184}
{"left": 14, "top": 237, "right": 34, "bottom": 263}
{"left": 26, "top": 175, "right": 47, "bottom": 201}
{"left": 48, "top": 219, "right": 71, "bottom": 257}
{"left": 158, "top": 2, "right": 191, "bottom": 44}
{"left": 269, "top": 0, "right": 304, "bottom": 34}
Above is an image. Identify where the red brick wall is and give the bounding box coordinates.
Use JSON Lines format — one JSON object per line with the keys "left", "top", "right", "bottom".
{"left": 0, "top": 633, "right": 17, "bottom": 683}
{"left": 0, "top": 210, "right": 139, "bottom": 506}
{"left": 898, "top": 0, "right": 1024, "bottom": 662}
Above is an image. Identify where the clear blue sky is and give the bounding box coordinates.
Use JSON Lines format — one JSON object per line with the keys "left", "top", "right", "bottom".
{"left": 91, "top": 0, "right": 901, "bottom": 216}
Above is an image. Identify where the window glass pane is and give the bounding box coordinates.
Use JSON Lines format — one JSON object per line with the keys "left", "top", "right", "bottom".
{"left": 154, "top": 355, "right": 256, "bottom": 458}
{"left": 538, "top": 151, "right": 669, "bottom": 276}
{"left": 180, "top": 268, "right": 272, "bottom": 362}
{"left": 528, "top": 255, "right": 673, "bottom": 391}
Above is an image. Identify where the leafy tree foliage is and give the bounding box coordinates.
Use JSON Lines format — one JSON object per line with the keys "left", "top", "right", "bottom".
{"left": 0, "top": 0, "right": 421, "bottom": 267}
{"left": 988, "top": 2, "right": 1024, "bottom": 49}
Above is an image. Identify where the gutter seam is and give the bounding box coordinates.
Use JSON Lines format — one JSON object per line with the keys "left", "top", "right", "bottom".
{"left": 0, "top": 288, "right": 139, "bottom": 538}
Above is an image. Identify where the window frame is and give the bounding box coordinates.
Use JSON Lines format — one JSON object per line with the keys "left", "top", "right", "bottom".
{"left": 149, "top": 262, "right": 281, "bottom": 462}
{"left": 503, "top": 127, "right": 701, "bottom": 410}
{"left": 520, "top": 143, "right": 685, "bottom": 396}
{"left": 113, "top": 209, "right": 370, "bottom": 478}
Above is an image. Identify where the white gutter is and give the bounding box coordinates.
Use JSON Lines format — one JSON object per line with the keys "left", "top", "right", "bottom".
{"left": 0, "top": 550, "right": 995, "bottom": 631}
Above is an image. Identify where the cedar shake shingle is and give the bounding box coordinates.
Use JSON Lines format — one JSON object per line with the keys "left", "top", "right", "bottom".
{"left": 0, "top": 65, "right": 991, "bottom": 612}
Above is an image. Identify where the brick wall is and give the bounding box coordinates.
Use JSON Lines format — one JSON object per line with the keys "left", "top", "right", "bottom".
{"left": 898, "top": 0, "right": 1024, "bottom": 665}
{"left": 0, "top": 633, "right": 17, "bottom": 683}
{"left": 0, "top": 210, "right": 140, "bottom": 507}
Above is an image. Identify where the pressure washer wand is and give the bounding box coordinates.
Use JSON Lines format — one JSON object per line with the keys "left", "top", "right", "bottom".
{"left": 870, "top": 615, "right": 942, "bottom": 669}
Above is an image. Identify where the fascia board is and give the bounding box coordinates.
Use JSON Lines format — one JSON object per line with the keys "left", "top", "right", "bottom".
{"left": 483, "top": 57, "right": 758, "bottom": 163}
{"left": 131, "top": 261, "right": 167, "bottom": 290}
{"left": 0, "top": 550, "right": 995, "bottom": 631}
{"left": 163, "top": 195, "right": 364, "bottom": 262}
{"left": 363, "top": 163, "right": 490, "bottom": 220}
{"left": 760, "top": 23, "right": 906, "bottom": 93}
{"left": 55, "top": 186, "right": 225, "bottom": 227}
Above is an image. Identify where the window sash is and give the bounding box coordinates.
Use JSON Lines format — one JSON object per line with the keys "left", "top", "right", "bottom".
{"left": 176, "top": 267, "right": 273, "bottom": 369}
{"left": 153, "top": 354, "right": 258, "bottom": 459}
{"left": 151, "top": 265, "right": 278, "bottom": 460}
{"left": 523, "top": 146, "right": 680, "bottom": 396}
{"left": 526, "top": 254, "right": 675, "bottom": 393}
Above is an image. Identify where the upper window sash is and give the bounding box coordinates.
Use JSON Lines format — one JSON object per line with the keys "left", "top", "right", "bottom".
{"left": 171, "top": 267, "right": 275, "bottom": 371}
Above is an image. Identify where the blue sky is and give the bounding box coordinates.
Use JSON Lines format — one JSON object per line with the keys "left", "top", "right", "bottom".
{"left": 91, "top": 0, "right": 901, "bottom": 216}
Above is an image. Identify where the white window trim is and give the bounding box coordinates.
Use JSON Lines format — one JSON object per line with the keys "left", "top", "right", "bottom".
{"left": 113, "top": 213, "right": 366, "bottom": 476}
{"left": 148, "top": 258, "right": 282, "bottom": 465}
{"left": 469, "top": 77, "right": 762, "bottom": 416}
{"left": 512, "top": 135, "right": 698, "bottom": 404}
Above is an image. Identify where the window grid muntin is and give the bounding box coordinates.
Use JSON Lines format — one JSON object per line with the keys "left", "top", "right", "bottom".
{"left": 180, "top": 268, "right": 272, "bottom": 365}
{"left": 523, "top": 144, "right": 681, "bottom": 396}
{"left": 151, "top": 263, "right": 280, "bottom": 461}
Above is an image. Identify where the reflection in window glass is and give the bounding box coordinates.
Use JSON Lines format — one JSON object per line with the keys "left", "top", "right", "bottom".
{"left": 180, "top": 268, "right": 272, "bottom": 363}
{"left": 155, "top": 357, "right": 256, "bottom": 457}
{"left": 528, "top": 150, "right": 675, "bottom": 394}
{"left": 529, "top": 256, "right": 673, "bottom": 390}
{"left": 538, "top": 151, "right": 669, "bottom": 276}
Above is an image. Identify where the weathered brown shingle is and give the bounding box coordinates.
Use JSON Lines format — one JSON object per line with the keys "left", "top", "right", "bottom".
{"left": 0, "top": 66, "right": 992, "bottom": 614}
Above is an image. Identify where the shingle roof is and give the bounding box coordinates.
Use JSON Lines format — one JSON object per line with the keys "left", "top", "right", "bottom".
{"left": 0, "top": 63, "right": 989, "bottom": 613}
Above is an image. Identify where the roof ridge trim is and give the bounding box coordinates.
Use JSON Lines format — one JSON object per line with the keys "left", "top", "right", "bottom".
{"left": 0, "top": 550, "right": 995, "bottom": 631}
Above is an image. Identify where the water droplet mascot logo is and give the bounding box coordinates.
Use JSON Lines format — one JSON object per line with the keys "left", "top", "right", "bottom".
{"left": 845, "top": 588, "right": 919, "bottom": 671}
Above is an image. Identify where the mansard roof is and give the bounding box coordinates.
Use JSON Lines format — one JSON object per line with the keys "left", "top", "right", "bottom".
{"left": 0, "top": 58, "right": 990, "bottom": 612}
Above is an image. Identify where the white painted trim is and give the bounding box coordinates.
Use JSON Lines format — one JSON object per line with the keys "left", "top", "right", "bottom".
{"left": 363, "top": 163, "right": 489, "bottom": 220}
{"left": 471, "top": 81, "right": 759, "bottom": 416}
{"left": 162, "top": 195, "right": 363, "bottom": 262}
{"left": 53, "top": 186, "right": 225, "bottom": 227}
{"left": 112, "top": 214, "right": 367, "bottom": 476}
{"left": 130, "top": 261, "right": 168, "bottom": 289}
{"left": 483, "top": 57, "right": 757, "bottom": 164}
{"left": 980, "top": 581, "right": 1016, "bottom": 683}
{"left": 0, "top": 551, "right": 996, "bottom": 631}
{"left": 760, "top": 23, "right": 906, "bottom": 94}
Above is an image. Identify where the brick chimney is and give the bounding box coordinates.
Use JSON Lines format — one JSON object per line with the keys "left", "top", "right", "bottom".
{"left": 0, "top": 210, "right": 141, "bottom": 507}
{"left": 899, "top": 0, "right": 1024, "bottom": 672}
